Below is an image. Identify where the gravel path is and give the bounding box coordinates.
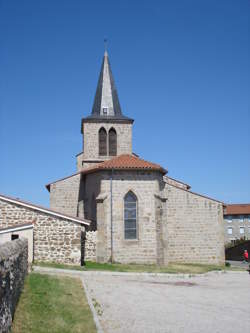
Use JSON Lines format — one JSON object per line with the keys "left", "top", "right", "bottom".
{"left": 34, "top": 267, "right": 250, "bottom": 333}
{"left": 83, "top": 271, "right": 250, "bottom": 333}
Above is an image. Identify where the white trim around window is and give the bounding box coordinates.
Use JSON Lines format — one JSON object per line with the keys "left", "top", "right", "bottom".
{"left": 239, "top": 226, "right": 245, "bottom": 234}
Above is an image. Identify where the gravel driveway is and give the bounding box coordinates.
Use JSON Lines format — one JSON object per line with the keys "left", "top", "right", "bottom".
{"left": 83, "top": 271, "right": 250, "bottom": 333}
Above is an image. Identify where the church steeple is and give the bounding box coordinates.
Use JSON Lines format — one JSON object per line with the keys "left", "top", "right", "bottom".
{"left": 87, "top": 51, "right": 131, "bottom": 121}
{"left": 79, "top": 50, "right": 133, "bottom": 169}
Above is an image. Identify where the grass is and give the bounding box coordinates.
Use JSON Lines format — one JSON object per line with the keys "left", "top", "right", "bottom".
{"left": 34, "top": 260, "right": 243, "bottom": 274}
{"left": 11, "top": 273, "right": 97, "bottom": 333}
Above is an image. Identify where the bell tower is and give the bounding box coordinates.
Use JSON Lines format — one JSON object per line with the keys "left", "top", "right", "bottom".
{"left": 77, "top": 51, "right": 134, "bottom": 170}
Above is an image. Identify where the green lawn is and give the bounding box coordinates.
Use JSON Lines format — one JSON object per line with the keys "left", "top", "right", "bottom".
{"left": 34, "top": 260, "right": 242, "bottom": 274}
{"left": 11, "top": 273, "right": 97, "bottom": 333}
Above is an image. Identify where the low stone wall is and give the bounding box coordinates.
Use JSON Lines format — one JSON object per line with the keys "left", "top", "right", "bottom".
{"left": 84, "top": 231, "right": 97, "bottom": 261}
{"left": 0, "top": 238, "right": 28, "bottom": 333}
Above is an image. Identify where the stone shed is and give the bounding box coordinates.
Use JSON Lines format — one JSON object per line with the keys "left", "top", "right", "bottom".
{"left": 0, "top": 193, "right": 90, "bottom": 265}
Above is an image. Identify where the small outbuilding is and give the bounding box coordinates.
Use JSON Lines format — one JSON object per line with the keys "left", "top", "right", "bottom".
{"left": 0, "top": 223, "right": 34, "bottom": 263}
{"left": 0, "top": 194, "right": 90, "bottom": 265}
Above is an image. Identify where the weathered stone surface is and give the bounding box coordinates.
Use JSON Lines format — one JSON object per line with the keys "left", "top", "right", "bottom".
{"left": 82, "top": 171, "right": 225, "bottom": 265}
{"left": 95, "top": 171, "right": 161, "bottom": 264}
{"left": 50, "top": 173, "right": 81, "bottom": 216}
{"left": 0, "top": 238, "right": 28, "bottom": 333}
{"left": 164, "top": 184, "right": 225, "bottom": 265}
{"left": 84, "top": 231, "right": 97, "bottom": 261}
{"left": 0, "top": 199, "right": 84, "bottom": 265}
{"left": 80, "top": 122, "right": 132, "bottom": 170}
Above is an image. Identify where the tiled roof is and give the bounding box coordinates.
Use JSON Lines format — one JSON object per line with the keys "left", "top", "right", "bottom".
{"left": 81, "top": 154, "right": 167, "bottom": 175}
{"left": 225, "top": 204, "right": 250, "bottom": 215}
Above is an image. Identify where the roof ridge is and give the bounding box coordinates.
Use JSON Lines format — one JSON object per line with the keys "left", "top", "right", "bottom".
{"left": 80, "top": 153, "right": 167, "bottom": 175}
{"left": 226, "top": 203, "right": 250, "bottom": 206}
{"left": 164, "top": 175, "right": 191, "bottom": 189}
{"left": 46, "top": 154, "right": 168, "bottom": 189}
{"left": 0, "top": 193, "right": 90, "bottom": 226}
{"left": 166, "top": 183, "right": 224, "bottom": 204}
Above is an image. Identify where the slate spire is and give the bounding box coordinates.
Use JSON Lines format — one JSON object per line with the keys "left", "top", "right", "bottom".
{"left": 90, "top": 51, "right": 126, "bottom": 119}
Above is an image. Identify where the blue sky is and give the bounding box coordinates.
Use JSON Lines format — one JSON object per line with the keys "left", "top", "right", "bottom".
{"left": 0, "top": 0, "right": 249, "bottom": 207}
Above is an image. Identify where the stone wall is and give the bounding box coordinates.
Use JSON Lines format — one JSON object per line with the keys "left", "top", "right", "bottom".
{"left": 84, "top": 231, "right": 97, "bottom": 261}
{"left": 0, "top": 198, "right": 85, "bottom": 265}
{"left": 90, "top": 171, "right": 224, "bottom": 266}
{"left": 165, "top": 184, "right": 225, "bottom": 265}
{"left": 81, "top": 122, "right": 132, "bottom": 168}
{"left": 34, "top": 217, "right": 83, "bottom": 265}
{"left": 50, "top": 173, "right": 81, "bottom": 216}
{"left": 0, "top": 226, "right": 33, "bottom": 264}
{"left": 96, "top": 170, "right": 160, "bottom": 264}
{"left": 0, "top": 238, "right": 28, "bottom": 333}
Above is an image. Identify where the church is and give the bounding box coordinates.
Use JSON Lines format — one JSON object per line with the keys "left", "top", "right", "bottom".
{"left": 46, "top": 51, "right": 225, "bottom": 265}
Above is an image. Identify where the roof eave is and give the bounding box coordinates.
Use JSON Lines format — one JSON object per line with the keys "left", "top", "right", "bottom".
{"left": 81, "top": 167, "right": 167, "bottom": 176}
{"left": 0, "top": 193, "right": 90, "bottom": 226}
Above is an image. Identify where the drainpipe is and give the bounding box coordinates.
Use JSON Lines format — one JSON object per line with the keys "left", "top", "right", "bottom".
{"left": 110, "top": 168, "right": 114, "bottom": 263}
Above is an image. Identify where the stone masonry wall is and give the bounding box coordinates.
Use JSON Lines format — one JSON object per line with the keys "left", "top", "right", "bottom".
{"left": 96, "top": 171, "right": 160, "bottom": 264}
{"left": 165, "top": 184, "right": 225, "bottom": 265}
{"left": 84, "top": 231, "right": 97, "bottom": 261}
{"left": 0, "top": 238, "right": 28, "bottom": 333}
{"left": 0, "top": 198, "right": 84, "bottom": 265}
{"left": 81, "top": 170, "right": 224, "bottom": 266}
{"left": 81, "top": 122, "right": 132, "bottom": 167}
{"left": 50, "top": 173, "right": 81, "bottom": 216}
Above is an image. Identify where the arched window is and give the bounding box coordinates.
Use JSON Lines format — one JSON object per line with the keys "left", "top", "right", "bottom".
{"left": 124, "top": 191, "right": 137, "bottom": 239}
{"left": 99, "top": 127, "right": 107, "bottom": 156}
{"left": 108, "top": 128, "right": 117, "bottom": 156}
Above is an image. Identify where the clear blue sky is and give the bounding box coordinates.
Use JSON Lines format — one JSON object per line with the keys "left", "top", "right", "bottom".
{"left": 0, "top": 0, "right": 249, "bottom": 207}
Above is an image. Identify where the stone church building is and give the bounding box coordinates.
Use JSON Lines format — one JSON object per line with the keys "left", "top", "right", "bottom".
{"left": 46, "top": 51, "right": 225, "bottom": 265}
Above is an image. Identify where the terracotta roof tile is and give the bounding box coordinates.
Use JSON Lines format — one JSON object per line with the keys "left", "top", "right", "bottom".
{"left": 225, "top": 204, "right": 250, "bottom": 215}
{"left": 81, "top": 154, "right": 167, "bottom": 175}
